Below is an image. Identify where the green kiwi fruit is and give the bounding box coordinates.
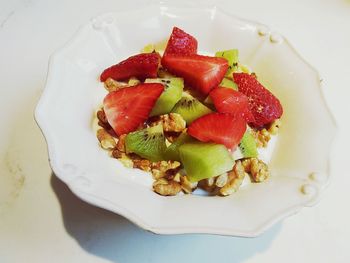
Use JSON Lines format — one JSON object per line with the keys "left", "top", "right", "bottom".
{"left": 171, "top": 92, "right": 212, "bottom": 124}
{"left": 215, "top": 49, "right": 239, "bottom": 77}
{"left": 220, "top": 78, "right": 238, "bottom": 90}
{"left": 179, "top": 142, "right": 235, "bottom": 182}
{"left": 145, "top": 78, "right": 183, "bottom": 116}
{"left": 239, "top": 130, "right": 258, "bottom": 158}
{"left": 164, "top": 132, "right": 196, "bottom": 161}
{"left": 125, "top": 124, "right": 166, "bottom": 162}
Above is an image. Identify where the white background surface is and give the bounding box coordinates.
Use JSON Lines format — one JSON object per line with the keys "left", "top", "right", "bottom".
{"left": 0, "top": 0, "right": 349, "bottom": 262}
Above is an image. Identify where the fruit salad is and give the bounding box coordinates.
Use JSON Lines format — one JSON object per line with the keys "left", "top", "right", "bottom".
{"left": 95, "top": 27, "right": 283, "bottom": 196}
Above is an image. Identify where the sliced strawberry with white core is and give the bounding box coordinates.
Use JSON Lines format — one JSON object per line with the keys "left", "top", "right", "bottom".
{"left": 103, "top": 83, "right": 164, "bottom": 135}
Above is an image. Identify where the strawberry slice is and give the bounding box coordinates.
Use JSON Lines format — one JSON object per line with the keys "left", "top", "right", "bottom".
{"left": 233, "top": 73, "right": 283, "bottom": 128}
{"left": 103, "top": 83, "right": 164, "bottom": 135}
{"left": 100, "top": 53, "right": 160, "bottom": 82}
{"left": 188, "top": 113, "right": 246, "bottom": 149}
{"left": 162, "top": 54, "right": 228, "bottom": 95}
{"left": 209, "top": 87, "right": 255, "bottom": 122}
{"left": 163, "top": 27, "right": 198, "bottom": 57}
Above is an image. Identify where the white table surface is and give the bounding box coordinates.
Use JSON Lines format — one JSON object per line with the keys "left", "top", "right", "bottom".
{"left": 1, "top": 0, "right": 349, "bottom": 262}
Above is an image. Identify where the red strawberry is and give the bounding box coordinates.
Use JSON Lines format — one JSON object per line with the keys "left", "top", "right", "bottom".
{"left": 209, "top": 87, "right": 255, "bottom": 122}
{"left": 163, "top": 27, "right": 198, "bottom": 57}
{"left": 103, "top": 83, "right": 164, "bottom": 135}
{"left": 100, "top": 53, "right": 160, "bottom": 82}
{"left": 188, "top": 113, "right": 246, "bottom": 149}
{"left": 233, "top": 73, "right": 283, "bottom": 128}
{"left": 162, "top": 54, "right": 228, "bottom": 95}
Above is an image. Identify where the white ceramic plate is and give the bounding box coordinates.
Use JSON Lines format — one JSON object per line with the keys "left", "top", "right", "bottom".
{"left": 35, "top": 4, "right": 336, "bottom": 237}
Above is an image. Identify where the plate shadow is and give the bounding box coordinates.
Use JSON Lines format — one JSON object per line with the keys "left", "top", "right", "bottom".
{"left": 51, "top": 174, "right": 282, "bottom": 263}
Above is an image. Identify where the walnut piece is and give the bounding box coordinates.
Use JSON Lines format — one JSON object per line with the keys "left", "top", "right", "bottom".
{"left": 128, "top": 77, "right": 140, "bottom": 86}
{"left": 215, "top": 173, "right": 228, "bottom": 187}
{"left": 153, "top": 178, "right": 182, "bottom": 196}
{"left": 180, "top": 175, "right": 198, "bottom": 194}
{"left": 198, "top": 177, "right": 216, "bottom": 193}
{"left": 111, "top": 149, "right": 124, "bottom": 159}
{"left": 96, "top": 129, "right": 116, "bottom": 149}
{"left": 268, "top": 119, "right": 282, "bottom": 135}
{"left": 133, "top": 159, "right": 151, "bottom": 172}
{"left": 150, "top": 113, "right": 186, "bottom": 133}
{"left": 252, "top": 119, "right": 282, "bottom": 147}
{"left": 252, "top": 128, "right": 271, "bottom": 148}
{"left": 241, "top": 158, "right": 269, "bottom": 182}
{"left": 151, "top": 160, "right": 181, "bottom": 180}
{"left": 104, "top": 78, "right": 128, "bottom": 92}
{"left": 219, "top": 160, "right": 246, "bottom": 196}
{"left": 116, "top": 134, "right": 126, "bottom": 152}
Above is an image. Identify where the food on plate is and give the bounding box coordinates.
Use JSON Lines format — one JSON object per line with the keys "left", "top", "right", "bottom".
{"left": 100, "top": 53, "right": 160, "bottom": 82}
{"left": 95, "top": 27, "right": 283, "bottom": 196}
{"left": 171, "top": 92, "right": 212, "bottom": 124}
{"left": 103, "top": 83, "right": 164, "bottom": 135}
{"left": 233, "top": 73, "right": 283, "bottom": 128}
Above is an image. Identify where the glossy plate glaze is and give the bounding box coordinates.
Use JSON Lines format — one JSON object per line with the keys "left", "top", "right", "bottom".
{"left": 35, "top": 5, "right": 336, "bottom": 237}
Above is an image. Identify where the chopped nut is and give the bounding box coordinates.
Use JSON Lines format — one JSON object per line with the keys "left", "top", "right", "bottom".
{"left": 151, "top": 169, "right": 163, "bottom": 180}
{"left": 133, "top": 159, "right": 151, "bottom": 172}
{"left": 215, "top": 173, "right": 228, "bottom": 187}
{"left": 241, "top": 157, "right": 269, "bottom": 182}
{"left": 97, "top": 109, "right": 108, "bottom": 124}
{"left": 96, "top": 129, "right": 116, "bottom": 149}
{"left": 251, "top": 119, "right": 282, "bottom": 147}
{"left": 219, "top": 160, "right": 246, "bottom": 196}
{"left": 252, "top": 128, "right": 271, "bottom": 148}
{"left": 128, "top": 77, "right": 140, "bottom": 86}
{"left": 97, "top": 109, "right": 113, "bottom": 131}
{"left": 153, "top": 178, "right": 182, "bottom": 196}
{"left": 162, "top": 113, "right": 186, "bottom": 132}
{"left": 164, "top": 132, "right": 180, "bottom": 143}
{"left": 268, "top": 119, "right": 282, "bottom": 135}
{"left": 104, "top": 78, "right": 128, "bottom": 92}
{"left": 151, "top": 160, "right": 181, "bottom": 179}
{"left": 245, "top": 158, "right": 269, "bottom": 182}
{"left": 180, "top": 175, "right": 198, "bottom": 194}
{"left": 118, "top": 157, "right": 134, "bottom": 168}
{"left": 111, "top": 149, "right": 124, "bottom": 159}
{"left": 153, "top": 178, "right": 168, "bottom": 186}
{"left": 150, "top": 113, "right": 186, "bottom": 133}
{"left": 173, "top": 173, "right": 181, "bottom": 183}
{"left": 116, "top": 134, "right": 126, "bottom": 152}
{"left": 198, "top": 177, "right": 216, "bottom": 193}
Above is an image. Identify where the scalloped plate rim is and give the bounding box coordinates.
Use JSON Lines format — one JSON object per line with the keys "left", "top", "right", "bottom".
{"left": 34, "top": 4, "right": 337, "bottom": 237}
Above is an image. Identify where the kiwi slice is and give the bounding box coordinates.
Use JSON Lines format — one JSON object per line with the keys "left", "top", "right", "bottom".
{"left": 164, "top": 132, "right": 196, "bottom": 161}
{"left": 220, "top": 78, "right": 238, "bottom": 90}
{"left": 125, "top": 124, "right": 166, "bottom": 162}
{"left": 179, "top": 142, "right": 235, "bottom": 182}
{"left": 141, "top": 39, "right": 168, "bottom": 53}
{"left": 171, "top": 92, "right": 212, "bottom": 124}
{"left": 215, "top": 49, "right": 239, "bottom": 78}
{"left": 239, "top": 130, "right": 258, "bottom": 158}
{"left": 145, "top": 78, "right": 183, "bottom": 116}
